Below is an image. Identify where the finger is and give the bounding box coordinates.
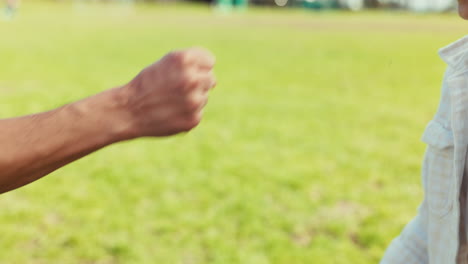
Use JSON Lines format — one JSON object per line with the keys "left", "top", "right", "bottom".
{"left": 192, "top": 72, "right": 216, "bottom": 92}
{"left": 199, "top": 78, "right": 215, "bottom": 93}
{"left": 191, "top": 97, "right": 208, "bottom": 114}
{"left": 207, "top": 73, "right": 217, "bottom": 90}
{"left": 181, "top": 70, "right": 215, "bottom": 92}
{"left": 183, "top": 90, "right": 208, "bottom": 114}
{"left": 192, "top": 108, "right": 205, "bottom": 121}
{"left": 199, "top": 96, "right": 209, "bottom": 110}
{"left": 178, "top": 109, "right": 204, "bottom": 133}
{"left": 184, "top": 47, "right": 216, "bottom": 70}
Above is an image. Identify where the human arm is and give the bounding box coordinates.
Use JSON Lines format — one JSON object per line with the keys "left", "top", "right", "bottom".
{"left": 0, "top": 48, "right": 216, "bottom": 194}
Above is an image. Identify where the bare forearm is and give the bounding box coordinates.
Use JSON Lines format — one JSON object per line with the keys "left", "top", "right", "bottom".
{"left": 0, "top": 48, "right": 216, "bottom": 195}
{"left": 0, "top": 88, "right": 132, "bottom": 194}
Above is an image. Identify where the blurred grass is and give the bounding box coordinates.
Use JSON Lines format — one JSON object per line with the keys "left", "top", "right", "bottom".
{"left": 0, "top": 3, "right": 466, "bottom": 263}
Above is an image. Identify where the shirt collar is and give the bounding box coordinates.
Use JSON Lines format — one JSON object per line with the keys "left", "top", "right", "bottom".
{"left": 439, "top": 36, "right": 468, "bottom": 69}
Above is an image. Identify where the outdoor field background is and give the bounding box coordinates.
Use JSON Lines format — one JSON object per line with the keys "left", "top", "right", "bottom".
{"left": 0, "top": 3, "right": 466, "bottom": 263}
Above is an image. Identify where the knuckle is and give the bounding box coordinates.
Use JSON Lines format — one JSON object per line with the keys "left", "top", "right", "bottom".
{"left": 184, "top": 96, "right": 203, "bottom": 111}
{"left": 165, "top": 51, "right": 178, "bottom": 63}
{"left": 181, "top": 76, "right": 199, "bottom": 90}
{"left": 166, "top": 51, "right": 187, "bottom": 66}
{"left": 205, "top": 76, "right": 216, "bottom": 89}
{"left": 205, "top": 55, "right": 216, "bottom": 68}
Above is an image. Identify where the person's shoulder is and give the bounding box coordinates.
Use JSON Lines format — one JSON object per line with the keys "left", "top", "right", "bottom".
{"left": 439, "top": 36, "right": 468, "bottom": 72}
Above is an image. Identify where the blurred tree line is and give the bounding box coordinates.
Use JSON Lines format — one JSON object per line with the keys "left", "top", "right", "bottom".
{"left": 51, "top": 0, "right": 456, "bottom": 13}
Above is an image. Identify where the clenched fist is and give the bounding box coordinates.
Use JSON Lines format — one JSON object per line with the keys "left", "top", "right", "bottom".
{"left": 117, "top": 48, "right": 217, "bottom": 138}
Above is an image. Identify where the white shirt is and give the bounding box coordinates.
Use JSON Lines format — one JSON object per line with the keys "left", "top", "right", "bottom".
{"left": 381, "top": 36, "right": 468, "bottom": 264}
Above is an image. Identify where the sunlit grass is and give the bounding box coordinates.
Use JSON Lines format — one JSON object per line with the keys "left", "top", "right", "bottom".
{"left": 0, "top": 3, "right": 465, "bottom": 263}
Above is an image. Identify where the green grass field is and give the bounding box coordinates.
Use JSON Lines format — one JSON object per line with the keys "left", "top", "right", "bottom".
{"left": 0, "top": 3, "right": 466, "bottom": 263}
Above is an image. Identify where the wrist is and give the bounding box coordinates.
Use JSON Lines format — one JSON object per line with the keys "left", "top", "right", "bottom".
{"left": 71, "top": 87, "right": 139, "bottom": 144}
{"left": 102, "top": 86, "right": 141, "bottom": 141}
